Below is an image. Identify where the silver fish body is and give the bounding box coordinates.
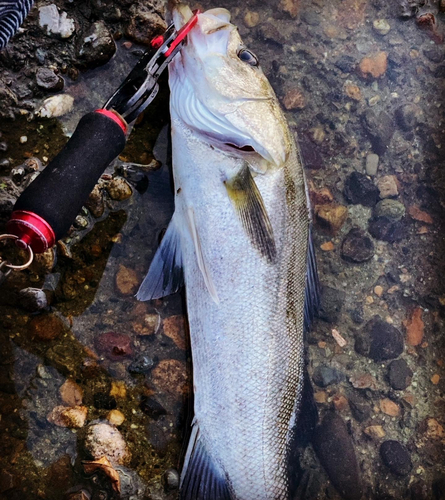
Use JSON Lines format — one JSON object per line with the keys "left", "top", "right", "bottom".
{"left": 138, "top": 6, "right": 317, "bottom": 499}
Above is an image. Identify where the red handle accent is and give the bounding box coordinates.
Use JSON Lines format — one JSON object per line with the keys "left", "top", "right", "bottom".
{"left": 164, "top": 11, "right": 200, "bottom": 58}
{"left": 6, "top": 210, "right": 56, "bottom": 254}
{"left": 95, "top": 109, "right": 128, "bottom": 134}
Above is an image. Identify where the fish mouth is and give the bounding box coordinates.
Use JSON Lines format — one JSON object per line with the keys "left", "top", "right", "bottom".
{"left": 225, "top": 143, "right": 256, "bottom": 152}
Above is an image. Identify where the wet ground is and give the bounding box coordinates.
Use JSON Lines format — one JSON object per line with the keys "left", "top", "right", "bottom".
{"left": 1, "top": 0, "right": 445, "bottom": 499}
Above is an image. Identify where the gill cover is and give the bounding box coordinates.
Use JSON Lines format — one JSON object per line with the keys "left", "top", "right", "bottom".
{"left": 169, "top": 5, "right": 290, "bottom": 168}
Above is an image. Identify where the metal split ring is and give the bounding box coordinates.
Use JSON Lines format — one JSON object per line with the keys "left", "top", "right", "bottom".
{"left": 0, "top": 234, "right": 34, "bottom": 271}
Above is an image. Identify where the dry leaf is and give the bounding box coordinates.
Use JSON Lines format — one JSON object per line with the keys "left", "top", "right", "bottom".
{"left": 82, "top": 456, "right": 121, "bottom": 493}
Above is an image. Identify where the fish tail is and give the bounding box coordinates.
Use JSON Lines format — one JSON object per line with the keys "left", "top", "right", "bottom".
{"left": 0, "top": 0, "right": 34, "bottom": 50}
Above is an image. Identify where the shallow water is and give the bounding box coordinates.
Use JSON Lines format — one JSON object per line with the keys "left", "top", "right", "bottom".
{"left": 1, "top": 0, "right": 445, "bottom": 499}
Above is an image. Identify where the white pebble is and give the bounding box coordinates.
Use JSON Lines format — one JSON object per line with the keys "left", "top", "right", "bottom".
{"left": 20, "top": 136, "right": 27, "bottom": 143}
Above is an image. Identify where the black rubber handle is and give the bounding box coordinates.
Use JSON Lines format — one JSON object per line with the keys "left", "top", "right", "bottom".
{"left": 14, "top": 111, "right": 127, "bottom": 240}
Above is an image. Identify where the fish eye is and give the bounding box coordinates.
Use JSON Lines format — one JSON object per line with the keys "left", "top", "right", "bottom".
{"left": 237, "top": 48, "right": 259, "bottom": 67}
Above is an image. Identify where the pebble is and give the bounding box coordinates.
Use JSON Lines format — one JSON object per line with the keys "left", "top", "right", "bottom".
{"left": 355, "top": 316, "right": 404, "bottom": 361}
{"left": 320, "top": 241, "right": 335, "bottom": 251}
{"left": 11, "top": 165, "right": 26, "bottom": 183}
{"left": 315, "top": 204, "right": 348, "bottom": 233}
{"left": 65, "top": 490, "right": 90, "bottom": 500}
{"left": 395, "top": 103, "right": 423, "bottom": 131}
{"left": 423, "top": 46, "right": 444, "bottom": 63}
{"left": 373, "top": 19, "right": 391, "bottom": 35}
{"left": 317, "top": 286, "right": 345, "bottom": 323}
{"left": 380, "top": 398, "right": 401, "bottom": 417}
{"left": 408, "top": 205, "right": 433, "bottom": 224}
{"left": 36, "top": 67, "right": 64, "bottom": 91}
{"left": 431, "top": 374, "right": 440, "bottom": 385}
{"left": 115, "top": 264, "right": 139, "bottom": 295}
{"left": 94, "top": 393, "right": 117, "bottom": 410}
{"left": 361, "top": 109, "right": 394, "bottom": 155}
{"left": 333, "top": 394, "right": 349, "bottom": 411}
{"left": 95, "top": 332, "right": 133, "bottom": 361}
{"left": 388, "top": 359, "right": 413, "bottom": 390}
{"left": 364, "top": 425, "right": 386, "bottom": 440}
{"left": 18, "top": 287, "right": 48, "bottom": 311}
{"left": 38, "top": 94, "right": 74, "bottom": 118}
{"left": 357, "top": 52, "right": 388, "bottom": 80}
{"left": 107, "top": 177, "right": 132, "bottom": 201}
{"left": 341, "top": 228, "right": 375, "bottom": 263}
{"left": 163, "top": 315, "right": 188, "bottom": 350}
{"left": 282, "top": 88, "right": 306, "bottom": 110}
{"left": 76, "top": 21, "right": 116, "bottom": 69}
{"left": 404, "top": 307, "right": 424, "bottom": 346}
{"left": 86, "top": 185, "right": 104, "bottom": 218}
{"left": 28, "top": 313, "right": 66, "bottom": 341}
{"left": 374, "top": 285, "right": 383, "bottom": 297}
{"left": 243, "top": 11, "right": 260, "bottom": 28}
{"left": 151, "top": 359, "right": 188, "bottom": 396}
{"left": 140, "top": 396, "right": 167, "bottom": 420}
{"left": 349, "top": 395, "right": 371, "bottom": 422}
{"left": 418, "top": 418, "right": 444, "bottom": 441}
{"left": 0, "top": 470, "right": 14, "bottom": 493}
{"left": 60, "top": 379, "right": 83, "bottom": 406}
{"left": 365, "top": 153, "right": 379, "bottom": 176}
{"left": 133, "top": 313, "right": 161, "bottom": 336}
{"left": 344, "top": 171, "right": 379, "bottom": 207}
{"left": 335, "top": 55, "right": 356, "bottom": 73}
{"left": 344, "top": 84, "right": 362, "bottom": 101}
{"left": 374, "top": 199, "right": 405, "bottom": 221}
{"left": 380, "top": 440, "right": 412, "bottom": 476}
{"left": 313, "top": 366, "right": 344, "bottom": 387}
{"left": 368, "top": 217, "right": 405, "bottom": 243}
{"left": 19, "top": 135, "right": 27, "bottom": 144}
{"left": 48, "top": 405, "right": 88, "bottom": 428}
{"left": 279, "top": 0, "right": 300, "bottom": 18}
{"left": 39, "top": 4, "right": 75, "bottom": 38}
{"left": 110, "top": 380, "right": 126, "bottom": 399}
{"left": 128, "top": 354, "right": 155, "bottom": 374}
{"left": 377, "top": 175, "right": 399, "bottom": 198}
{"left": 313, "top": 412, "right": 363, "bottom": 500}
{"left": 349, "top": 373, "right": 378, "bottom": 390}
{"left": 84, "top": 422, "right": 130, "bottom": 465}
{"left": 107, "top": 409, "right": 125, "bottom": 426}
{"left": 163, "top": 468, "right": 180, "bottom": 491}
{"left": 125, "top": 3, "right": 166, "bottom": 45}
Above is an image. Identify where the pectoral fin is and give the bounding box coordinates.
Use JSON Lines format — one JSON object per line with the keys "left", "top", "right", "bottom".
{"left": 224, "top": 165, "right": 276, "bottom": 263}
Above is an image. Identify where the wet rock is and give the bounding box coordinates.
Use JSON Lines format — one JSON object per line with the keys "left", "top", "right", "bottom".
{"left": 163, "top": 468, "right": 180, "bottom": 491}
{"left": 282, "top": 87, "right": 306, "bottom": 110}
{"left": 28, "top": 313, "right": 66, "bottom": 341}
{"left": 361, "top": 109, "right": 395, "bottom": 155}
{"left": 366, "top": 153, "right": 379, "bottom": 176}
{"left": 355, "top": 316, "right": 404, "bottom": 361}
{"left": 94, "top": 393, "right": 117, "bottom": 410}
{"left": 151, "top": 359, "right": 188, "bottom": 396}
{"left": 243, "top": 11, "right": 260, "bottom": 28}
{"left": 163, "top": 315, "right": 188, "bottom": 350}
{"left": 0, "top": 82, "right": 18, "bottom": 118}
{"left": 380, "top": 440, "right": 412, "bottom": 476}
{"left": 404, "top": 307, "right": 424, "bottom": 347}
{"left": 110, "top": 381, "right": 126, "bottom": 399}
{"left": 18, "top": 287, "right": 48, "bottom": 311}
{"left": 341, "top": 228, "right": 375, "bottom": 263}
{"left": 95, "top": 332, "right": 133, "bottom": 361}
{"left": 60, "top": 379, "right": 83, "bottom": 406}
{"left": 140, "top": 396, "right": 167, "bottom": 420}
{"left": 126, "top": 3, "right": 166, "bottom": 45}
{"left": 76, "top": 21, "right": 116, "bottom": 69}
{"left": 84, "top": 422, "right": 130, "bottom": 465}
{"left": 46, "top": 454, "right": 73, "bottom": 493}
{"left": 395, "top": 103, "right": 423, "bottom": 131}
{"left": 377, "top": 175, "right": 399, "bottom": 198}
{"left": 364, "top": 425, "right": 386, "bottom": 439}
{"left": 36, "top": 67, "right": 64, "bottom": 91}
{"left": 374, "top": 199, "right": 405, "bottom": 221}
{"left": 335, "top": 55, "right": 356, "bottom": 73}
{"left": 357, "top": 51, "right": 388, "bottom": 80}
{"left": 39, "top": 4, "right": 75, "bottom": 38}
{"left": 301, "top": 11, "right": 320, "bottom": 26}
{"left": 313, "top": 412, "right": 363, "bottom": 500}
{"left": 128, "top": 354, "right": 155, "bottom": 374}
{"left": 344, "top": 171, "right": 379, "bottom": 207}
{"left": 298, "top": 134, "right": 324, "bottom": 169}
{"left": 373, "top": 19, "right": 391, "bottom": 35}
{"left": 368, "top": 217, "right": 405, "bottom": 243}
{"left": 11, "top": 165, "right": 25, "bottom": 184}
{"left": 65, "top": 490, "right": 91, "bottom": 500}
{"left": 388, "top": 359, "right": 413, "bottom": 391}
{"left": 48, "top": 405, "right": 88, "bottom": 428}
{"left": 344, "top": 83, "right": 362, "bottom": 101}
{"left": 132, "top": 312, "right": 161, "bottom": 336}
{"left": 408, "top": 205, "right": 433, "bottom": 224}
{"left": 107, "top": 177, "right": 132, "bottom": 201}
{"left": 349, "top": 395, "right": 371, "bottom": 422}
{"left": 115, "top": 264, "right": 139, "bottom": 295}
{"left": 318, "top": 286, "right": 345, "bottom": 323}
{"left": 410, "top": 481, "right": 429, "bottom": 500}
{"left": 313, "top": 366, "right": 344, "bottom": 387}
{"left": 38, "top": 94, "right": 74, "bottom": 118}
{"left": 380, "top": 398, "right": 401, "bottom": 417}
{"left": 107, "top": 409, "right": 125, "bottom": 426}
{"left": 349, "top": 373, "right": 378, "bottom": 391}
{"left": 315, "top": 204, "right": 348, "bottom": 233}
{"left": 85, "top": 185, "right": 104, "bottom": 218}
{"left": 423, "top": 45, "right": 443, "bottom": 63}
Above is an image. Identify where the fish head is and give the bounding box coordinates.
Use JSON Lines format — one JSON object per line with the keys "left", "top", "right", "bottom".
{"left": 169, "top": 4, "right": 292, "bottom": 169}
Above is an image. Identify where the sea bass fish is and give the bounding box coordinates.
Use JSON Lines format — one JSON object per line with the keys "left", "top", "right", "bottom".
{"left": 137, "top": 5, "right": 319, "bottom": 499}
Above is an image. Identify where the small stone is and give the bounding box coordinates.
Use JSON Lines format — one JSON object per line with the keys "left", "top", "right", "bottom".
{"left": 125, "top": 3, "right": 166, "bottom": 45}
{"left": 335, "top": 55, "right": 356, "bottom": 73}
{"left": 388, "top": 359, "right": 413, "bottom": 390}
{"left": 365, "top": 153, "right": 379, "bottom": 176}
{"left": 19, "top": 135, "right": 27, "bottom": 144}
{"left": 361, "top": 109, "right": 394, "bottom": 155}
{"left": 374, "top": 285, "right": 383, "bottom": 297}
{"left": 357, "top": 52, "right": 388, "bottom": 80}
{"left": 65, "top": 490, "right": 90, "bottom": 500}
{"left": 333, "top": 394, "right": 349, "bottom": 411}
{"left": 18, "top": 288, "right": 48, "bottom": 311}
{"left": 279, "top": 0, "right": 300, "bottom": 18}
{"left": 349, "top": 395, "right": 371, "bottom": 422}
{"left": 140, "top": 396, "right": 167, "bottom": 420}
{"left": 151, "top": 359, "right": 188, "bottom": 396}
{"left": 282, "top": 88, "right": 306, "bottom": 110}
{"left": 116, "top": 264, "right": 138, "bottom": 295}
{"left": 95, "top": 332, "right": 133, "bottom": 361}
{"left": 94, "top": 393, "right": 117, "bottom": 410}
{"left": 344, "top": 84, "right": 362, "bottom": 101}
{"left": 380, "top": 398, "right": 401, "bottom": 417}
{"left": 107, "top": 409, "right": 125, "bottom": 426}
{"left": 404, "top": 307, "right": 424, "bottom": 347}
{"left": 368, "top": 217, "right": 405, "bottom": 243}
{"left": 423, "top": 46, "right": 443, "bottom": 63}
{"left": 38, "top": 94, "right": 74, "bottom": 118}
{"left": 313, "top": 412, "right": 363, "bottom": 500}
{"left": 163, "top": 315, "right": 188, "bottom": 350}
{"left": 431, "top": 374, "right": 440, "bottom": 385}
{"left": 355, "top": 316, "right": 404, "bottom": 361}
{"left": 312, "top": 366, "right": 344, "bottom": 387}
{"left": 76, "top": 21, "right": 116, "bottom": 69}
{"left": 320, "top": 241, "right": 335, "bottom": 251}
{"left": 344, "top": 171, "right": 379, "bottom": 207}
{"left": 314, "top": 391, "right": 327, "bottom": 403}
{"left": 377, "top": 175, "right": 399, "bottom": 198}
{"left": 395, "top": 103, "right": 423, "bottom": 131}
{"left": 419, "top": 418, "right": 444, "bottom": 440}
{"left": 163, "top": 468, "right": 180, "bottom": 491}
{"left": 110, "top": 381, "right": 127, "bottom": 399}
{"left": 315, "top": 204, "right": 348, "bottom": 233}
{"left": 36, "top": 67, "right": 64, "bottom": 91}
{"left": 132, "top": 313, "right": 161, "bottom": 336}
{"left": 317, "top": 286, "right": 345, "bottom": 323}
{"left": 341, "top": 228, "right": 375, "bottom": 263}
{"left": 364, "top": 425, "right": 386, "bottom": 439}
{"left": 128, "top": 354, "right": 155, "bottom": 374}
{"left": 39, "top": 4, "right": 75, "bottom": 38}
{"left": 243, "top": 11, "right": 260, "bottom": 28}
{"left": 373, "top": 19, "right": 391, "bottom": 35}
{"left": 408, "top": 205, "right": 433, "bottom": 224}
{"left": 107, "top": 177, "right": 132, "bottom": 201}
{"left": 374, "top": 199, "right": 405, "bottom": 221}
{"left": 86, "top": 185, "right": 104, "bottom": 218}
{"left": 28, "top": 313, "right": 66, "bottom": 341}
{"left": 48, "top": 405, "right": 88, "bottom": 428}
{"left": 60, "top": 379, "right": 83, "bottom": 406}
{"left": 349, "top": 373, "right": 378, "bottom": 390}
{"left": 84, "top": 422, "right": 130, "bottom": 465}
{"left": 380, "top": 440, "right": 412, "bottom": 476}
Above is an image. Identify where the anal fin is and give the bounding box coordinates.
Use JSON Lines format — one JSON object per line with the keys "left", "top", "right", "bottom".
{"left": 303, "top": 224, "right": 321, "bottom": 333}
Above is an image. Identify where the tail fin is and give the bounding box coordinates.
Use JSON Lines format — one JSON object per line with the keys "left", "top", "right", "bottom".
{"left": 180, "top": 422, "right": 232, "bottom": 500}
